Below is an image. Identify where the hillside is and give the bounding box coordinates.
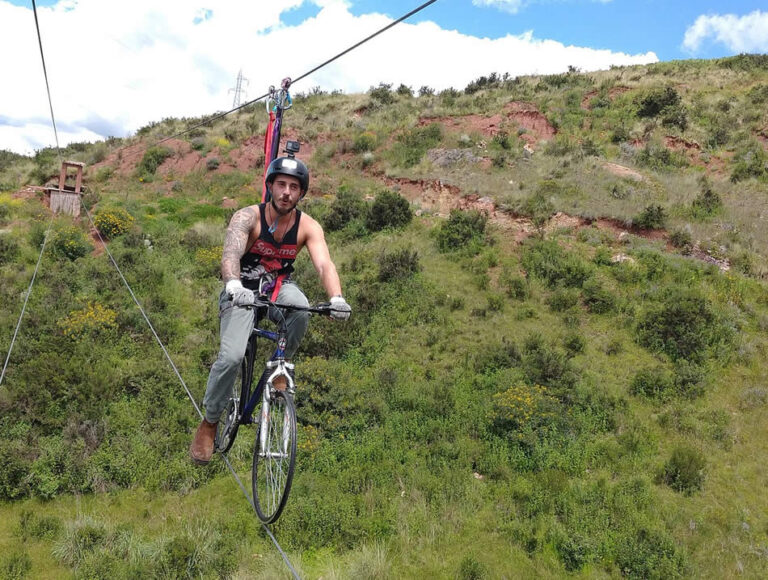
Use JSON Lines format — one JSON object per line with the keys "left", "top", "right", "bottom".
{"left": 1, "top": 55, "right": 767, "bottom": 578}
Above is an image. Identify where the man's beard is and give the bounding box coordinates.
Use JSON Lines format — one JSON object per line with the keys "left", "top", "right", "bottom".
{"left": 270, "top": 195, "right": 297, "bottom": 216}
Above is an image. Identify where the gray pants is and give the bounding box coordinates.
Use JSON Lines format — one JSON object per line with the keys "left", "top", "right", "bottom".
{"left": 202, "top": 281, "right": 309, "bottom": 423}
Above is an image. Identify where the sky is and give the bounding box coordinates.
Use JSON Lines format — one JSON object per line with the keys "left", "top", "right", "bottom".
{"left": 1, "top": 0, "right": 767, "bottom": 155}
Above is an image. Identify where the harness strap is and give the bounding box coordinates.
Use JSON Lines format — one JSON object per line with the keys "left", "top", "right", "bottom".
{"left": 270, "top": 273, "right": 286, "bottom": 302}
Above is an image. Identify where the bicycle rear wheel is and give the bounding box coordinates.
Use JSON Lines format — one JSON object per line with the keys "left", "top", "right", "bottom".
{"left": 252, "top": 389, "right": 297, "bottom": 523}
{"left": 215, "top": 354, "right": 249, "bottom": 454}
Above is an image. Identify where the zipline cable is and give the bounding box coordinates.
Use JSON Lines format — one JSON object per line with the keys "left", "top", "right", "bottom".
{"left": 81, "top": 198, "right": 301, "bottom": 577}
{"left": 80, "top": 198, "right": 203, "bottom": 418}
{"left": 3, "top": 0, "right": 66, "bottom": 386}
{"left": 31, "top": 0, "right": 62, "bottom": 165}
{"left": 157, "top": 0, "right": 439, "bottom": 145}
{"left": 0, "top": 214, "right": 55, "bottom": 387}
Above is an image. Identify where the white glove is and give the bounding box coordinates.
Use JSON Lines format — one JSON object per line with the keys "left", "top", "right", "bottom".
{"left": 226, "top": 279, "right": 255, "bottom": 306}
{"left": 330, "top": 296, "right": 351, "bottom": 321}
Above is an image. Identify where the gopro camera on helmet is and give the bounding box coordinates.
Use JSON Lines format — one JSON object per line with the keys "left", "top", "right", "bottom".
{"left": 284, "top": 141, "right": 300, "bottom": 157}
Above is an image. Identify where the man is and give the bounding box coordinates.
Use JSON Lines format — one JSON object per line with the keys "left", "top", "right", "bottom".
{"left": 190, "top": 154, "right": 351, "bottom": 465}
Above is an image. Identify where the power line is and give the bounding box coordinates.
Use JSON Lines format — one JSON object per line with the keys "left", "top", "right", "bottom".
{"left": 157, "top": 0, "right": 439, "bottom": 145}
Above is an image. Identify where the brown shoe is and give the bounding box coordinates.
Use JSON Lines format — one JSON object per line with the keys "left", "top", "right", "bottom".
{"left": 189, "top": 419, "right": 217, "bottom": 465}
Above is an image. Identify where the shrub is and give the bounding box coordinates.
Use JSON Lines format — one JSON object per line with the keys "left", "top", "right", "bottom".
{"left": 499, "top": 266, "right": 529, "bottom": 300}
{"left": 0, "top": 233, "right": 20, "bottom": 263}
{"left": 434, "top": 209, "right": 487, "bottom": 254}
{"left": 630, "top": 366, "right": 675, "bottom": 400}
{"left": 730, "top": 146, "right": 767, "bottom": 182}
{"left": 522, "top": 191, "right": 555, "bottom": 235}
{"left": 94, "top": 208, "right": 134, "bottom": 238}
{"left": 390, "top": 123, "right": 443, "bottom": 168}
{"left": 490, "top": 383, "right": 558, "bottom": 436}
{"left": 51, "top": 225, "right": 91, "bottom": 260}
{"left": 636, "top": 288, "right": 732, "bottom": 362}
{"left": 418, "top": 85, "right": 434, "bottom": 97}
{"left": 615, "top": 527, "right": 688, "bottom": 578}
{"left": 396, "top": 83, "right": 413, "bottom": 97}
{"left": 660, "top": 445, "right": 706, "bottom": 494}
{"left": 58, "top": 302, "right": 118, "bottom": 340}
{"left": 0, "top": 551, "right": 31, "bottom": 580}
{"left": 633, "top": 205, "right": 666, "bottom": 230}
{"left": 521, "top": 333, "right": 579, "bottom": 390}
{"left": 369, "top": 82, "right": 395, "bottom": 105}
{"left": 353, "top": 131, "right": 377, "bottom": 153}
{"left": 691, "top": 177, "right": 722, "bottom": 218}
{"left": 636, "top": 87, "right": 681, "bottom": 118}
{"left": 377, "top": 248, "right": 420, "bottom": 282}
{"left": 206, "top": 157, "right": 220, "bottom": 171}
{"left": 366, "top": 190, "right": 412, "bottom": 231}
{"left": 547, "top": 288, "right": 580, "bottom": 312}
{"left": 669, "top": 229, "right": 693, "bottom": 253}
{"left": 563, "top": 332, "right": 586, "bottom": 355}
{"left": 323, "top": 186, "right": 367, "bottom": 232}
{"left": 194, "top": 246, "right": 222, "bottom": 277}
{"left": 136, "top": 146, "right": 172, "bottom": 177}
{"left": 458, "top": 554, "right": 489, "bottom": 579}
{"left": 521, "top": 239, "right": 593, "bottom": 289}
{"left": 635, "top": 144, "right": 687, "bottom": 170}
{"left": 581, "top": 278, "right": 616, "bottom": 314}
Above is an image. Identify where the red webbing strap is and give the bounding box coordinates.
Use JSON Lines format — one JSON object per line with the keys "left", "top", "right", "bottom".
{"left": 262, "top": 110, "right": 276, "bottom": 203}
{"left": 270, "top": 273, "right": 286, "bottom": 302}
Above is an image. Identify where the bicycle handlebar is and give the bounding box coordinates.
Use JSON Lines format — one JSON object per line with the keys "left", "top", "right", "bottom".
{"left": 246, "top": 298, "right": 337, "bottom": 315}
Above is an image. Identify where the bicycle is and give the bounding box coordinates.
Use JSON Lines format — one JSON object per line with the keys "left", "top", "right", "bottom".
{"left": 214, "top": 297, "right": 334, "bottom": 524}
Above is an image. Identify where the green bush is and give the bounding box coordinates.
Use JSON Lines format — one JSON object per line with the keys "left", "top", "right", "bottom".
{"left": 94, "top": 208, "right": 134, "bottom": 238}
{"left": 136, "top": 146, "right": 172, "bottom": 177}
{"left": 521, "top": 239, "right": 593, "bottom": 289}
{"left": 636, "top": 87, "right": 681, "bottom": 118}
{"left": 51, "top": 225, "right": 92, "bottom": 260}
{"left": 369, "top": 82, "right": 395, "bottom": 105}
{"left": 377, "top": 248, "right": 420, "bottom": 282}
{"left": 389, "top": 123, "right": 443, "bottom": 168}
{"left": 522, "top": 191, "right": 555, "bottom": 234}
{"left": 691, "top": 177, "right": 722, "bottom": 218}
{"left": 635, "top": 144, "right": 687, "bottom": 170}
{"left": 366, "top": 190, "right": 412, "bottom": 231}
{"left": 660, "top": 445, "right": 706, "bottom": 494}
{"left": 0, "top": 550, "right": 31, "bottom": 580}
{"left": 206, "top": 157, "right": 220, "bottom": 171}
{"left": 730, "top": 145, "right": 767, "bottom": 182}
{"left": 669, "top": 229, "right": 693, "bottom": 253}
{"left": 636, "top": 288, "right": 732, "bottom": 362}
{"left": 546, "top": 288, "right": 580, "bottom": 312}
{"left": 581, "top": 278, "right": 616, "bottom": 314}
{"left": 0, "top": 233, "right": 20, "bottom": 263}
{"left": 434, "top": 209, "right": 487, "bottom": 254}
{"left": 614, "top": 527, "right": 688, "bottom": 578}
{"left": 353, "top": 131, "right": 377, "bottom": 153}
{"left": 633, "top": 204, "right": 666, "bottom": 230}
{"left": 630, "top": 366, "right": 675, "bottom": 400}
{"left": 324, "top": 187, "right": 368, "bottom": 233}
{"left": 499, "top": 266, "right": 529, "bottom": 300}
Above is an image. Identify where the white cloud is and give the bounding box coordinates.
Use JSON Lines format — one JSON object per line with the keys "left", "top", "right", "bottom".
{"left": 683, "top": 10, "right": 768, "bottom": 53}
{"left": 472, "top": 0, "right": 526, "bottom": 15}
{"left": 0, "top": 0, "right": 656, "bottom": 155}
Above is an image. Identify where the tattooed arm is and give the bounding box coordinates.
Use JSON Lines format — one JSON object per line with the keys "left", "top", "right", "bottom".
{"left": 221, "top": 206, "right": 257, "bottom": 283}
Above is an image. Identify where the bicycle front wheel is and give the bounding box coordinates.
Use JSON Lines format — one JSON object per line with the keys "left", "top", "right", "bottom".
{"left": 215, "top": 355, "right": 248, "bottom": 454}
{"left": 252, "top": 390, "right": 297, "bottom": 524}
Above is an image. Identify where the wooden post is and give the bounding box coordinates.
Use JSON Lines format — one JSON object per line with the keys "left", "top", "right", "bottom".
{"left": 48, "top": 161, "right": 86, "bottom": 217}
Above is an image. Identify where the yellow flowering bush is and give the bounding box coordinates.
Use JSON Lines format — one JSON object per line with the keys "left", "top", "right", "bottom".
{"left": 490, "top": 383, "right": 558, "bottom": 436}
{"left": 51, "top": 226, "right": 92, "bottom": 260}
{"left": 94, "top": 208, "right": 134, "bottom": 238}
{"left": 298, "top": 424, "right": 322, "bottom": 456}
{"left": 58, "top": 302, "right": 118, "bottom": 340}
{"left": 194, "top": 246, "right": 221, "bottom": 277}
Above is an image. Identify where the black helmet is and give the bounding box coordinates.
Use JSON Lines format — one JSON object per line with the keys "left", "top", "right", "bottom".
{"left": 265, "top": 156, "right": 309, "bottom": 197}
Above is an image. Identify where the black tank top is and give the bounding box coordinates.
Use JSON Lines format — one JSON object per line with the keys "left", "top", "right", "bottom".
{"left": 240, "top": 203, "right": 301, "bottom": 290}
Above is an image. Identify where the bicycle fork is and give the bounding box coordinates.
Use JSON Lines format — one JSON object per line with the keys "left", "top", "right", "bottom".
{"left": 259, "top": 360, "right": 295, "bottom": 459}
